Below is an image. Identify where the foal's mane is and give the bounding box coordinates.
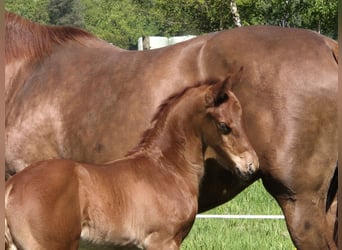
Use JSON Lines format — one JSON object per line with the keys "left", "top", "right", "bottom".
{"left": 126, "top": 83, "right": 204, "bottom": 156}
{"left": 151, "top": 84, "right": 202, "bottom": 123}
{"left": 5, "top": 12, "right": 99, "bottom": 63}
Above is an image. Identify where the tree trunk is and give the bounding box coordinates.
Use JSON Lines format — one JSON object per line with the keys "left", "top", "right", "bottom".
{"left": 230, "top": 0, "right": 241, "bottom": 27}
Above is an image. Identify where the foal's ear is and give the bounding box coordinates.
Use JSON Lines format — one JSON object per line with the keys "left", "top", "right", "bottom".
{"left": 205, "top": 78, "right": 230, "bottom": 107}
{"left": 205, "top": 67, "right": 243, "bottom": 107}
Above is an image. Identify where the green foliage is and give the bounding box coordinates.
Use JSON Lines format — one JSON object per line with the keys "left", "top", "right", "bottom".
{"left": 5, "top": 0, "right": 50, "bottom": 24}
{"left": 145, "top": 0, "right": 202, "bottom": 36}
{"left": 151, "top": 0, "right": 235, "bottom": 35}
{"left": 5, "top": 0, "right": 338, "bottom": 47}
{"left": 237, "top": 0, "right": 337, "bottom": 38}
{"left": 81, "top": 0, "right": 160, "bottom": 49}
{"left": 48, "top": 0, "right": 85, "bottom": 27}
{"left": 302, "top": 0, "right": 338, "bottom": 38}
{"left": 237, "top": 0, "right": 303, "bottom": 26}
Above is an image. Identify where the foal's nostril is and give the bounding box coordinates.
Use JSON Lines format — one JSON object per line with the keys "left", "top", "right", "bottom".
{"left": 247, "top": 163, "right": 254, "bottom": 173}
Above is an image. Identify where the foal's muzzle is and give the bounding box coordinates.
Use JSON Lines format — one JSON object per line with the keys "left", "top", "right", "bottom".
{"left": 230, "top": 151, "right": 259, "bottom": 179}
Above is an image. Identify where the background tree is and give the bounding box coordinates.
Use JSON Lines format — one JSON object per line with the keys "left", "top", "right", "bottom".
{"left": 231, "top": 0, "right": 242, "bottom": 27}
{"left": 48, "top": 0, "right": 85, "bottom": 27}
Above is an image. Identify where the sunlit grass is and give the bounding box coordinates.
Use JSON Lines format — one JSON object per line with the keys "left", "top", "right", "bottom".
{"left": 181, "top": 180, "right": 293, "bottom": 249}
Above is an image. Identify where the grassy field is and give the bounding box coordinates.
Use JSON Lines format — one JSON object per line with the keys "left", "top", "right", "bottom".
{"left": 80, "top": 180, "right": 294, "bottom": 249}
{"left": 181, "top": 180, "right": 294, "bottom": 249}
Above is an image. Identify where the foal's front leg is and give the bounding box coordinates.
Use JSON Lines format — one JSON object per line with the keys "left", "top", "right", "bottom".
{"left": 145, "top": 241, "right": 180, "bottom": 250}
{"left": 143, "top": 232, "right": 181, "bottom": 250}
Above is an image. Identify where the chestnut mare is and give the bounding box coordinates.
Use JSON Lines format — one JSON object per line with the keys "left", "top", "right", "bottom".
{"left": 5, "top": 12, "right": 338, "bottom": 249}
{"left": 5, "top": 78, "right": 258, "bottom": 249}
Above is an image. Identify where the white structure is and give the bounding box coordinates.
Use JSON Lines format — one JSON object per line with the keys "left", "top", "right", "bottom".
{"left": 138, "top": 35, "right": 196, "bottom": 50}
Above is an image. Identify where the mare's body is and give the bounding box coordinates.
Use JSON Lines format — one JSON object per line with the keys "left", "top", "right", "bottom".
{"left": 5, "top": 80, "right": 258, "bottom": 250}
{"left": 5, "top": 12, "right": 338, "bottom": 249}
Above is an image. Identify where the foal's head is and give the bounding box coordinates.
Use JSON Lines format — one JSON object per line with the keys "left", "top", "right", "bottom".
{"left": 193, "top": 73, "right": 259, "bottom": 178}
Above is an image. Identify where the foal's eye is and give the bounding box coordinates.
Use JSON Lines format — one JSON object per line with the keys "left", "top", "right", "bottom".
{"left": 216, "top": 122, "right": 232, "bottom": 135}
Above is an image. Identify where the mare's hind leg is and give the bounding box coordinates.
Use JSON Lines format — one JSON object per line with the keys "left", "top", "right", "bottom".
{"left": 278, "top": 194, "right": 336, "bottom": 250}
{"left": 263, "top": 161, "right": 337, "bottom": 250}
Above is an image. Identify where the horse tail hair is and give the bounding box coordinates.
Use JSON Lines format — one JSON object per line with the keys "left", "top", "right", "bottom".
{"left": 326, "top": 163, "right": 337, "bottom": 212}
{"left": 5, "top": 184, "right": 18, "bottom": 250}
{"left": 324, "top": 36, "right": 338, "bottom": 64}
{"left": 326, "top": 163, "right": 338, "bottom": 245}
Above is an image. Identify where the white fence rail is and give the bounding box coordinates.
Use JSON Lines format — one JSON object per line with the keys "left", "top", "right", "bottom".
{"left": 138, "top": 35, "right": 196, "bottom": 50}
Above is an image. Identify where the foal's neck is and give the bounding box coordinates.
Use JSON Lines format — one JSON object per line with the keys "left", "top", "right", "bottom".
{"left": 130, "top": 94, "right": 205, "bottom": 186}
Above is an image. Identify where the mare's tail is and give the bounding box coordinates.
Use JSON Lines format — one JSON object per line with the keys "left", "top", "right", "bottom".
{"left": 325, "top": 163, "right": 338, "bottom": 246}
{"left": 5, "top": 184, "right": 18, "bottom": 250}
{"left": 323, "top": 34, "right": 338, "bottom": 247}
{"left": 326, "top": 164, "right": 338, "bottom": 212}
{"left": 324, "top": 36, "right": 338, "bottom": 64}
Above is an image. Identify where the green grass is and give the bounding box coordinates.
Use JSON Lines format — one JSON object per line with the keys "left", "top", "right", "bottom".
{"left": 181, "top": 180, "right": 294, "bottom": 249}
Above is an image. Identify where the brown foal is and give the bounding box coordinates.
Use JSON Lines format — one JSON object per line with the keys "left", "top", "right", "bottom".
{"left": 5, "top": 76, "right": 258, "bottom": 250}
